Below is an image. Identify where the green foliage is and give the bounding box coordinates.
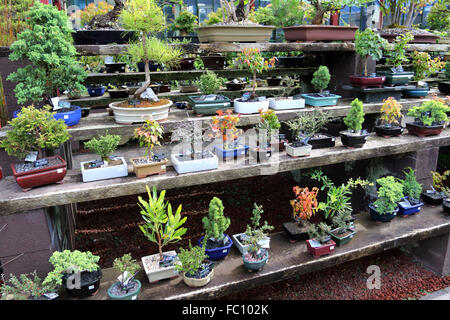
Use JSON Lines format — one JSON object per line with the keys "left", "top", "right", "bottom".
{"left": 432, "top": 170, "right": 450, "bottom": 191}
{"left": 269, "top": 0, "right": 309, "bottom": 27}
{"left": 202, "top": 8, "right": 225, "bottom": 25}
{"left": 385, "top": 33, "right": 413, "bottom": 68}
{"left": 249, "top": 5, "right": 276, "bottom": 26}
{"left": 344, "top": 98, "right": 365, "bottom": 132}
{"left": 311, "top": 65, "right": 331, "bottom": 92}
{"left": 112, "top": 254, "right": 141, "bottom": 285}
{"left": 445, "top": 62, "right": 450, "bottom": 80}
{"left": 411, "top": 51, "right": 445, "bottom": 81}
{"left": 426, "top": 0, "right": 450, "bottom": 31}
{"left": 120, "top": 0, "right": 166, "bottom": 34}
{"left": 280, "top": 75, "right": 301, "bottom": 97}
{"left": 1, "top": 271, "right": 55, "bottom": 300}
{"left": 84, "top": 134, "right": 121, "bottom": 161}
{"left": 202, "top": 197, "right": 230, "bottom": 242}
{"left": 401, "top": 167, "right": 422, "bottom": 201}
{"left": 354, "top": 28, "right": 388, "bottom": 76}
{"left": 43, "top": 250, "right": 100, "bottom": 287}
{"left": 197, "top": 71, "right": 226, "bottom": 95}
{"left": 305, "top": 221, "right": 331, "bottom": 243}
{"left": 284, "top": 108, "right": 331, "bottom": 140}
{"left": 168, "top": 10, "right": 198, "bottom": 34}
{"left": 7, "top": 2, "right": 87, "bottom": 105}
{"left": 243, "top": 203, "right": 274, "bottom": 257}
{"left": 0, "top": 0, "right": 33, "bottom": 46}
{"left": 127, "top": 36, "right": 183, "bottom": 69}
{"left": 0, "top": 105, "right": 70, "bottom": 159}
{"left": 256, "top": 109, "right": 281, "bottom": 139}
{"left": 175, "top": 240, "right": 208, "bottom": 276}
{"left": 138, "top": 186, "right": 187, "bottom": 260}
{"left": 134, "top": 120, "right": 164, "bottom": 160}
{"left": 407, "top": 100, "right": 450, "bottom": 126}
{"left": 374, "top": 176, "right": 404, "bottom": 215}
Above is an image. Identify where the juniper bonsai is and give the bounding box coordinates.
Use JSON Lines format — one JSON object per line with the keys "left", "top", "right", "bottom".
{"left": 401, "top": 167, "right": 422, "bottom": 204}
{"left": 84, "top": 134, "right": 121, "bottom": 162}
{"left": 197, "top": 71, "right": 226, "bottom": 95}
{"left": 202, "top": 197, "right": 231, "bottom": 244}
{"left": 311, "top": 65, "right": 331, "bottom": 93}
{"left": 242, "top": 203, "right": 274, "bottom": 259}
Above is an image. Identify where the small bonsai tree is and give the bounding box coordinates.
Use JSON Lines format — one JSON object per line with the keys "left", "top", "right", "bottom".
{"left": 290, "top": 186, "right": 319, "bottom": 223}
{"left": 43, "top": 250, "right": 100, "bottom": 287}
{"left": 309, "top": 0, "right": 364, "bottom": 25}
{"left": 168, "top": 10, "right": 198, "bottom": 36}
{"left": 431, "top": 170, "right": 450, "bottom": 193}
{"left": 311, "top": 65, "right": 331, "bottom": 94}
{"left": 305, "top": 222, "right": 331, "bottom": 244}
{"left": 385, "top": 33, "right": 414, "bottom": 71}
{"left": 7, "top": 2, "right": 87, "bottom": 106}
{"left": 175, "top": 240, "right": 211, "bottom": 278}
{"left": 202, "top": 197, "right": 231, "bottom": 245}
{"left": 0, "top": 106, "right": 70, "bottom": 160}
{"left": 411, "top": 51, "right": 445, "bottom": 82}
{"left": 401, "top": 167, "right": 422, "bottom": 204}
{"left": 268, "top": 0, "right": 312, "bottom": 27}
{"left": 373, "top": 176, "right": 404, "bottom": 215}
{"left": 407, "top": 100, "right": 450, "bottom": 126}
{"left": 255, "top": 109, "right": 281, "bottom": 143}
{"left": 1, "top": 271, "right": 56, "bottom": 300}
{"left": 112, "top": 254, "right": 141, "bottom": 293}
{"left": 197, "top": 71, "right": 226, "bottom": 95}
{"left": 343, "top": 98, "right": 365, "bottom": 133}
{"left": 138, "top": 186, "right": 187, "bottom": 262}
{"left": 242, "top": 203, "right": 274, "bottom": 260}
{"left": 84, "top": 134, "right": 121, "bottom": 162}
{"left": 210, "top": 109, "right": 241, "bottom": 149}
{"left": 284, "top": 108, "right": 332, "bottom": 146}
{"left": 379, "top": 97, "right": 402, "bottom": 127}
{"left": 73, "top": 1, "right": 114, "bottom": 28}
{"left": 354, "top": 28, "right": 388, "bottom": 77}
{"left": 134, "top": 120, "right": 164, "bottom": 162}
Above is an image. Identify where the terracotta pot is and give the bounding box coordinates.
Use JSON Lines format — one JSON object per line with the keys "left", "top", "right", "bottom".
{"left": 405, "top": 122, "right": 444, "bottom": 137}
{"left": 130, "top": 157, "right": 168, "bottom": 178}
{"left": 283, "top": 25, "right": 358, "bottom": 42}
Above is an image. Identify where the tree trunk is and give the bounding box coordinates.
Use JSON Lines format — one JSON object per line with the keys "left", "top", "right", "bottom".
{"left": 252, "top": 71, "right": 257, "bottom": 99}
{"left": 134, "top": 35, "right": 151, "bottom": 99}
{"left": 0, "top": 77, "right": 7, "bottom": 127}
{"left": 312, "top": 1, "right": 326, "bottom": 25}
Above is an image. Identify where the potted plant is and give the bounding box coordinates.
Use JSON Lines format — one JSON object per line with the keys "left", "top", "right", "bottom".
{"left": 350, "top": 28, "right": 388, "bottom": 88}
{"left": 438, "top": 62, "right": 450, "bottom": 94}
{"left": 107, "top": 84, "right": 130, "bottom": 99}
{"left": 7, "top": 3, "right": 86, "bottom": 127}
{"left": 109, "top": 0, "right": 183, "bottom": 124}
{"left": 170, "top": 124, "right": 219, "bottom": 174}
{"left": 339, "top": 98, "right": 369, "bottom": 148}
{"left": 442, "top": 186, "right": 450, "bottom": 215}
{"left": 201, "top": 53, "right": 227, "bottom": 70}
{"left": 198, "top": 197, "right": 233, "bottom": 260}
{"left": 188, "top": 71, "right": 231, "bottom": 115}
{"left": 374, "top": 97, "right": 404, "bottom": 137}
{"left": 107, "top": 254, "right": 141, "bottom": 300}
{"left": 1, "top": 271, "right": 57, "bottom": 300}
{"left": 81, "top": 134, "right": 128, "bottom": 182}
{"left": 175, "top": 240, "right": 214, "bottom": 288}
{"left": 86, "top": 84, "right": 107, "bottom": 97}
{"left": 369, "top": 176, "right": 404, "bottom": 222}
{"left": 403, "top": 51, "right": 445, "bottom": 98}
{"left": 139, "top": 186, "right": 187, "bottom": 282}
{"left": 225, "top": 78, "right": 247, "bottom": 91}
{"left": 268, "top": 76, "right": 305, "bottom": 110}
{"left": 398, "top": 167, "right": 424, "bottom": 216}
{"left": 179, "top": 80, "right": 199, "bottom": 93}
{"left": 232, "top": 48, "right": 276, "bottom": 114}
{"left": 422, "top": 170, "right": 450, "bottom": 205}
{"left": 283, "top": 186, "right": 319, "bottom": 241}
{"left": 196, "top": 1, "right": 274, "bottom": 43}
{"left": 168, "top": 9, "right": 198, "bottom": 42}
{"left": 131, "top": 120, "right": 168, "bottom": 178}
{"left": 304, "top": 222, "right": 336, "bottom": 258}
{"left": 378, "top": 33, "right": 415, "bottom": 86}
{"left": 210, "top": 109, "right": 248, "bottom": 161}
{"left": 252, "top": 109, "right": 286, "bottom": 159}
{"left": 301, "top": 66, "right": 341, "bottom": 107}
{"left": 0, "top": 106, "right": 70, "bottom": 192}
{"left": 43, "top": 250, "right": 102, "bottom": 299}
{"left": 406, "top": 99, "right": 450, "bottom": 137}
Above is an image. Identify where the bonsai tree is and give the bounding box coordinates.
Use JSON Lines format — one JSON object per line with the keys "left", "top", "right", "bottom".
{"left": 284, "top": 108, "right": 332, "bottom": 146}
{"left": 234, "top": 48, "right": 276, "bottom": 100}
{"left": 0, "top": 0, "right": 33, "bottom": 47}
{"left": 84, "top": 134, "right": 121, "bottom": 162}
{"left": 197, "top": 71, "right": 226, "bottom": 95}
{"left": 242, "top": 203, "right": 274, "bottom": 260}
{"left": 407, "top": 100, "right": 450, "bottom": 126}
{"left": 305, "top": 222, "right": 331, "bottom": 244}
{"left": 431, "top": 170, "right": 450, "bottom": 194}
{"left": 426, "top": 0, "right": 450, "bottom": 33}
{"left": 401, "top": 167, "right": 423, "bottom": 205}
{"left": 210, "top": 109, "right": 241, "bottom": 149}
{"left": 343, "top": 98, "right": 365, "bottom": 133}
{"left": 311, "top": 65, "right": 331, "bottom": 94}
{"left": 202, "top": 197, "right": 231, "bottom": 246}
{"left": 168, "top": 10, "right": 198, "bottom": 36}
{"left": 72, "top": 1, "right": 114, "bottom": 28}
{"left": 255, "top": 109, "right": 281, "bottom": 143}
{"left": 290, "top": 186, "right": 319, "bottom": 223}
{"left": 354, "top": 28, "right": 388, "bottom": 77}
{"left": 43, "top": 250, "right": 100, "bottom": 287}
{"left": 1, "top": 271, "right": 56, "bottom": 300}
{"left": 134, "top": 120, "right": 164, "bottom": 162}
{"left": 120, "top": 0, "right": 183, "bottom": 99}
{"left": 138, "top": 185, "right": 187, "bottom": 262}
{"left": 385, "top": 33, "right": 414, "bottom": 72}
{"left": 411, "top": 51, "right": 445, "bottom": 82}
{"left": 111, "top": 254, "right": 141, "bottom": 293}
{"left": 0, "top": 106, "right": 70, "bottom": 160}
{"left": 376, "top": 0, "right": 434, "bottom": 28}
{"left": 309, "top": 0, "right": 366, "bottom": 25}
{"left": 445, "top": 62, "right": 450, "bottom": 80}
{"left": 7, "top": 2, "right": 87, "bottom": 106}
{"left": 175, "top": 240, "right": 212, "bottom": 279}
{"left": 266, "top": 0, "right": 312, "bottom": 28}
{"left": 373, "top": 176, "right": 404, "bottom": 215}
{"left": 379, "top": 97, "right": 402, "bottom": 128}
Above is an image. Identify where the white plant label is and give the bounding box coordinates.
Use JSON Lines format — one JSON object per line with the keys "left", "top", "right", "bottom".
{"left": 132, "top": 295, "right": 137, "bottom": 300}
{"left": 88, "top": 285, "right": 95, "bottom": 290}
{"left": 64, "top": 115, "right": 69, "bottom": 119}
{"left": 222, "top": 249, "right": 227, "bottom": 253}
{"left": 161, "top": 165, "right": 166, "bottom": 169}
{"left": 51, "top": 97, "right": 60, "bottom": 110}
{"left": 25, "top": 151, "right": 38, "bottom": 162}
{"left": 330, "top": 246, "right": 334, "bottom": 250}
{"left": 57, "top": 169, "right": 63, "bottom": 174}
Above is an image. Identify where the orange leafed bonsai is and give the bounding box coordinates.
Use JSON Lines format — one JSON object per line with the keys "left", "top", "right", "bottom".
{"left": 290, "top": 186, "right": 319, "bottom": 222}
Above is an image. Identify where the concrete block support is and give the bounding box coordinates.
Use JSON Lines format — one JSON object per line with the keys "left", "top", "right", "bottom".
{"left": 411, "top": 233, "right": 450, "bottom": 276}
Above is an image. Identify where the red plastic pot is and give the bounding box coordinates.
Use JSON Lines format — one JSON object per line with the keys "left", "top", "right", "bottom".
{"left": 11, "top": 155, "right": 67, "bottom": 192}
{"left": 306, "top": 239, "right": 336, "bottom": 258}
{"left": 349, "top": 75, "right": 386, "bottom": 88}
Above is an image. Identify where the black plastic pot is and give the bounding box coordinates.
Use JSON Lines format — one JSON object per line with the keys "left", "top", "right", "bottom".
{"left": 62, "top": 269, "right": 102, "bottom": 299}
{"left": 108, "top": 89, "right": 130, "bottom": 99}
{"left": 324, "top": 118, "right": 345, "bottom": 137}
{"left": 369, "top": 204, "right": 398, "bottom": 222}
{"left": 201, "top": 55, "right": 226, "bottom": 70}
{"left": 421, "top": 191, "right": 445, "bottom": 206}
{"left": 438, "top": 81, "right": 450, "bottom": 94}
{"left": 443, "top": 199, "right": 450, "bottom": 215}
{"left": 72, "top": 30, "right": 136, "bottom": 45}
{"left": 374, "top": 125, "right": 404, "bottom": 138}
{"left": 309, "top": 133, "right": 336, "bottom": 149}
{"left": 339, "top": 130, "right": 369, "bottom": 148}
{"left": 105, "top": 63, "right": 126, "bottom": 73}
{"left": 137, "top": 62, "right": 159, "bottom": 72}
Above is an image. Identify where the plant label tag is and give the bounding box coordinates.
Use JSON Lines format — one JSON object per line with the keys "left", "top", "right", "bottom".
{"left": 43, "top": 292, "right": 59, "bottom": 300}
{"left": 88, "top": 285, "right": 95, "bottom": 290}
{"left": 25, "top": 151, "right": 38, "bottom": 162}
{"left": 331, "top": 137, "right": 336, "bottom": 141}
{"left": 426, "top": 189, "right": 434, "bottom": 194}
{"left": 132, "top": 295, "right": 137, "bottom": 300}
{"left": 330, "top": 246, "right": 334, "bottom": 250}
{"left": 64, "top": 114, "right": 69, "bottom": 119}
{"left": 57, "top": 169, "right": 63, "bottom": 174}
{"left": 51, "top": 97, "right": 60, "bottom": 109}
{"left": 222, "top": 249, "right": 227, "bottom": 253}
{"left": 118, "top": 271, "right": 130, "bottom": 285}
{"left": 418, "top": 81, "right": 426, "bottom": 87}
{"left": 232, "top": 78, "right": 239, "bottom": 84}
{"left": 309, "top": 239, "right": 322, "bottom": 248}
{"left": 104, "top": 56, "right": 114, "bottom": 64}
{"left": 161, "top": 165, "right": 166, "bottom": 169}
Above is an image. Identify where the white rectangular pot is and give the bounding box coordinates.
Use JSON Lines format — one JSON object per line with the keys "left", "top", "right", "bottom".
{"left": 232, "top": 232, "right": 270, "bottom": 255}
{"left": 285, "top": 143, "right": 312, "bottom": 157}
{"left": 233, "top": 99, "right": 269, "bottom": 114}
{"left": 141, "top": 251, "right": 179, "bottom": 283}
{"left": 80, "top": 157, "right": 128, "bottom": 182}
{"left": 171, "top": 151, "right": 219, "bottom": 174}
{"left": 269, "top": 97, "right": 305, "bottom": 110}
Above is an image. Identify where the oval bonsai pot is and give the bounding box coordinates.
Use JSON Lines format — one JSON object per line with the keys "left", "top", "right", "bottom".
{"left": 182, "top": 268, "right": 214, "bottom": 288}
{"left": 438, "top": 81, "right": 450, "bottom": 94}
{"left": 72, "top": 30, "right": 136, "bottom": 45}
{"left": 402, "top": 86, "right": 429, "bottom": 98}
{"left": 86, "top": 85, "right": 106, "bottom": 97}
{"left": 406, "top": 122, "right": 444, "bottom": 137}
{"left": 225, "top": 81, "right": 246, "bottom": 91}
{"left": 421, "top": 191, "right": 445, "bottom": 206}
{"left": 107, "top": 279, "right": 141, "bottom": 300}
{"left": 398, "top": 197, "right": 424, "bottom": 216}
{"left": 108, "top": 89, "right": 130, "bottom": 99}
{"left": 53, "top": 105, "right": 82, "bottom": 127}
{"left": 62, "top": 268, "right": 102, "bottom": 299}
{"left": 109, "top": 99, "right": 172, "bottom": 124}
{"left": 198, "top": 235, "right": 233, "bottom": 261}
{"left": 234, "top": 99, "right": 269, "bottom": 114}
{"left": 242, "top": 248, "right": 269, "bottom": 271}
{"left": 283, "top": 25, "right": 358, "bottom": 42}
{"left": 443, "top": 199, "right": 450, "bottom": 215}
{"left": 201, "top": 55, "right": 226, "bottom": 70}
{"left": 349, "top": 75, "right": 386, "bottom": 88}
{"left": 369, "top": 203, "right": 398, "bottom": 222}
{"left": 105, "top": 63, "right": 126, "bottom": 73}
{"left": 339, "top": 130, "right": 369, "bottom": 148}
{"left": 374, "top": 125, "right": 404, "bottom": 138}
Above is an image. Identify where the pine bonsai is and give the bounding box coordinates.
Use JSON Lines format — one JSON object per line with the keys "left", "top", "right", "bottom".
{"left": 84, "top": 134, "right": 121, "bottom": 162}
{"left": 343, "top": 98, "right": 365, "bottom": 133}
{"left": 401, "top": 167, "right": 422, "bottom": 204}
{"left": 202, "top": 197, "right": 231, "bottom": 245}
{"left": 311, "top": 65, "right": 331, "bottom": 93}
{"left": 7, "top": 2, "right": 87, "bottom": 106}
{"left": 1, "top": 271, "right": 56, "bottom": 300}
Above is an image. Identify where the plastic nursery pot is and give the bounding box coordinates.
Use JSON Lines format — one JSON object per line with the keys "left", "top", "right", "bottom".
{"left": 107, "top": 280, "right": 142, "bottom": 300}
{"left": 397, "top": 197, "right": 424, "bottom": 216}
{"left": 242, "top": 248, "right": 269, "bottom": 272}
{"left": 443, "top": 199, "right": 450, "bottom": 215}
{"left": 368, "top": 203, "right": 398, "bottom": 222}
{"left": 198, "top": 235, "right": 233, "bottom": 261}
{"left": 86, "top": 85, "right": 106, "bottom": 97}
{"left": 306, "top": 239, "right": 336, "bottom": 258}
{"left": 405, "top": 122, "right": 445, "bottom": 137}
{"left": 328, "top": 228, "right": 356, "bottom": 246}
{"left": 374, "top": 125, "right": 404, "bottom": 138}
{"left": 421, "top": 191, "right": 445, "bottom": 206}
{"left": 62, "top": 268, "right": 102, "bottom": 299}
{"left": 182, "top": 268, "right": 214, "bottom": 288}
{"left": 339, "top": 130, "right": 369, "bottom": 148}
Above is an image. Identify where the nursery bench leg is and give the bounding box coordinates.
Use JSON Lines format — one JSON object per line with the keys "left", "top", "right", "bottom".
{"left": 411, "top": 232, "right": 450, "bottom": 277}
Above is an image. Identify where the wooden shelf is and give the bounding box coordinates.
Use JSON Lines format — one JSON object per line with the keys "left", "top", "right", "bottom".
{"left": 1, "top": 131, "right": 449, "bottom": 216}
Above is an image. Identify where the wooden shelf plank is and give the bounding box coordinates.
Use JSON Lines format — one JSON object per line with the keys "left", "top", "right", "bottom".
{"left": 1, "top": 131, "right": 449, "bottom": 215}
{"left": 82, "top": 206, "right": 450, "bottom": 300}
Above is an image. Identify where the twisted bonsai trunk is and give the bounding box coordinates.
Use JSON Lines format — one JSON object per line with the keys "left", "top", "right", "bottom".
{"left": 134, "top": 35, "right": 151, "bottom": 99}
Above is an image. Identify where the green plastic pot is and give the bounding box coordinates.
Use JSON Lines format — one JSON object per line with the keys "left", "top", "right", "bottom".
{"left": 107, "top": 280, "right": 142, "bottom": 300}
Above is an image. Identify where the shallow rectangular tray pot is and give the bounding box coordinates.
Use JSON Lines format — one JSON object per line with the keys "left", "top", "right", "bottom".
{"left": 285, "top": 143, "right": 312, "bottom": 158}
{"left": 283, "top": 25, "right": 358, "bottom": 42}
{"left": 268, "top": 97, "right": 305, "bottom": 110}
{"left": 232, "top": 232, "right": 270, "bottom": 255}
{"left": 171, "top": 151, "right": 219, "bottom": 174}
{"left": 328, "top": 228, "right": 356, "bottom": 246}
{"left": 377, "top": 71, "right": 414, "bottom": 86}
{"left": 80, "top": 157, "right": 128, "bottom": 182}
{"left": 188, "top": 96, "right": 232, "bottom": 115}
{"left": 141, "top": 251, "right": 179, "bottom": 283}
{"left": 197, "top": 25, "right": 274, "bottom": 43}
{"left": 301, "top": 93, "right": 341, "bottom": 107}
{"left": 130, "top": 157, "right": 168, "bottom": 178}
{"left": 306, "top": 239, "right": 336, "bottom": 258}
{"left": 214, "top": 144, "right": 248, "bottom": 160}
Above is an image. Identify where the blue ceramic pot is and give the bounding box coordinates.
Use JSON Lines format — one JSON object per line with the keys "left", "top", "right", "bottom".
{"left": 402, "top": 87, "right": 429, "bottom": 98}
{"left": 214, "top": 144, "right": 248, "bottom": 160}
{"left": 198, "top": 235, "right": 233, "bottom": 261}
{"left": 14, "top": 106, "right": 81, "bottom": 127}
{"left": 398, "top": 197, "right": 423, "bottom": 216}
{"left": 86, "top": 85, "right": 106, "bottom": 97}
{"left": 242, "top": 248, "right": 269, "bottom": 271}
{"left": 301, "top": 93, "right": 341, "bottom": 107}
{"left": 369, "top": 203, "right": 398, "bottom": 222}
